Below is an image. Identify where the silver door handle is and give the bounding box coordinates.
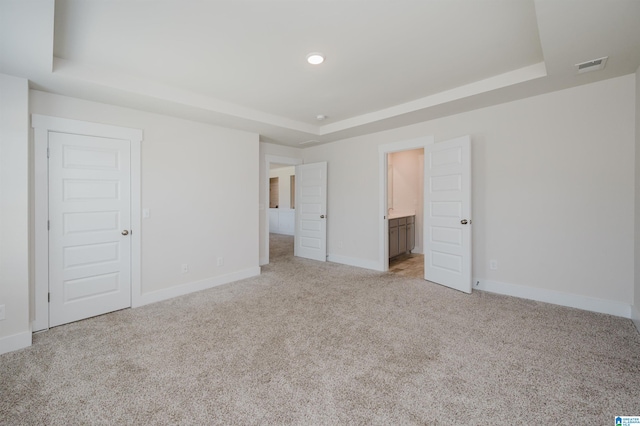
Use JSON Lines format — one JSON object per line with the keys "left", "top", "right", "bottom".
{"left": 320, "top": 215, "right": 325, "bottom": 219}
{"left": 122, "top": 230, "right": 129, "bottom": 236}
{"left": 460, "top": 219, "right": 470, "bottom": 225}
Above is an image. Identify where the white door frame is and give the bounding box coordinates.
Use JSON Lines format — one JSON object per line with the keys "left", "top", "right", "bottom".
{"left": 262, "top": 154, "right": 302, "bottom": 266}
{"left": 32, "top": 114, "right": 143, "bottom": 331}
{"left": 378, "top": 136, "right": 434, "bottom": 272}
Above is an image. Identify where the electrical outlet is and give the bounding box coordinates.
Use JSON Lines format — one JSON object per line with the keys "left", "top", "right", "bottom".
{"left": 217, "top": 257, "right": 224, "bottom": 267}
{"left": 181, "top": 264, "right": 188, "bottom": 273}
{"left": 490, "top": 260, "right": 498, "bottom": 270}
{"left": 0, "top": 304, "right": 5, "bottom": 321}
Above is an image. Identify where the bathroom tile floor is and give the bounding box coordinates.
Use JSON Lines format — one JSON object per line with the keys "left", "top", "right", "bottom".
{"left": 389, "top": 253, "right": 424, "bottom": 279}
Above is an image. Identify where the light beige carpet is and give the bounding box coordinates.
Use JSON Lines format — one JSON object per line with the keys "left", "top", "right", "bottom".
{"left": 1, "top": 234, "right": 639, "bottom": 425}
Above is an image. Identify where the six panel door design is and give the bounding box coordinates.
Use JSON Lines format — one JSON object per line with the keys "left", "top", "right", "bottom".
{"left": 294, "top": 162, "right": 327, "bottom": 262}
{"left": 424, "top": 136, "right": 472, "bottom": 293}
{"left": 48, "top": 131, "right": 132, "bottom": 327}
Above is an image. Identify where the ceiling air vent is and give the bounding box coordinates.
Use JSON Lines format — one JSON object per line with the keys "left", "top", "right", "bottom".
{"left": 575, "top": 56, "right": 608, "bottom": 74}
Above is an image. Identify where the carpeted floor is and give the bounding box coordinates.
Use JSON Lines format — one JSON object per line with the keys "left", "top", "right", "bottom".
{"left": 1, "top": 234, "right": 639, "bottom": 425}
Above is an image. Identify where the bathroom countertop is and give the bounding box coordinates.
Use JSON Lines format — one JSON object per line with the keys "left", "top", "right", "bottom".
{"left": 388, "top": 211, "right": 415, "bottom": 219}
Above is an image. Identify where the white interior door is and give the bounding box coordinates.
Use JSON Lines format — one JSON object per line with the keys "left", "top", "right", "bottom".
{"left": 48, "top": 131, "right": 132, "bottom": 327}
{"left": 424, "top": 136, "right": 472, "bottom": 293}
{"left": 294, "top": 162, "right": 327, "bottom": 262}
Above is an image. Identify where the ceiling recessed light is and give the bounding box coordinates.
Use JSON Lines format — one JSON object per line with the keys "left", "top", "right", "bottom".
{"left": 306, "top": 52, "right": 325, "bottom": 65}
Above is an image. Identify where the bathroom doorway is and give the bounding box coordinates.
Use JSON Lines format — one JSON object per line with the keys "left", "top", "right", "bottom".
{"left": 379, "top": 135, "right": 473, "bottom": 293}
{"left": 377, "top": 135, "right": 434, "bottom": 274}
{"left": 387, "top": 148, "right": 425, "bottom": 279}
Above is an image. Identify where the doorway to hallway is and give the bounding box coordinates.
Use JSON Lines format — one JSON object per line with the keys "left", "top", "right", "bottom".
{"left": 263, "top": 155, "right": 302, "bottom": 265}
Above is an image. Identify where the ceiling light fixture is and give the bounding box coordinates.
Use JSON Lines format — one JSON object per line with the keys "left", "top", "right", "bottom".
{"left": 316, "top": 114, "right": 327, "bottom": 121}
{"left": 306, "top": 52, "right": 325, "bottom": 65}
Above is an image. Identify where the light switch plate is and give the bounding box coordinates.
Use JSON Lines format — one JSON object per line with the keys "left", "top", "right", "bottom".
{"left": 143, "top": 208, "right": 150, "bottom": 218}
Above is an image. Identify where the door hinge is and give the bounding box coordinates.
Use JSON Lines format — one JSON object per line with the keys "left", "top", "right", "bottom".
{"left": 47, "top": 147, "right": 50, "bottom": 158}
{"left": 47, "top": 220, "right": 50, "bottom": 231}
{"left": 48, "top": 292, "right": 50, "bottom": 303}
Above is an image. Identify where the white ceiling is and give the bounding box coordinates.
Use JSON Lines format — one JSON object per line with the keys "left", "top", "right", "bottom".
{"left": 2, "top": 0, "right": 640, "bottom": 147}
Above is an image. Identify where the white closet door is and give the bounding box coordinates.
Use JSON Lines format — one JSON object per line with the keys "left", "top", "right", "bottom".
{"left": 49, "top": 131, "right": 132, "bottom": 327}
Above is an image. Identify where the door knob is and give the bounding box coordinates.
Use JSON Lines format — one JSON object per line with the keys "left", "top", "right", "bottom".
{"left": 121, "top": 230, "right": 129, "bottom": 236}
{"left": 320, "top": 215, "right": 325, "bottom": 219}
{"left": 460, "top": 219, "right": 468, "bottom": 225}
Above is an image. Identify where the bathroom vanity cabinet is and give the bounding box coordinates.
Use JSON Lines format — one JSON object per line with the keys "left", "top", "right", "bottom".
{"left": 389, "top": 215, "right": 415, "bottom": 258}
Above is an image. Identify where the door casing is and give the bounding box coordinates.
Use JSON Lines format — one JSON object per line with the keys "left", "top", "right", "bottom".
{"left": 32, "top": 114, "right": 142, "bottom": 331}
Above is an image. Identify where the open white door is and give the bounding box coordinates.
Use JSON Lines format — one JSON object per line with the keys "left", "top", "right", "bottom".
{"left": 294, "top": 162, "right": 327, "bottom": 262}
{"left": 424, "top": 136, "right": 472, "bottom": 293}
{"left": 48, "top": 132, "right": 132, "bottom": 327}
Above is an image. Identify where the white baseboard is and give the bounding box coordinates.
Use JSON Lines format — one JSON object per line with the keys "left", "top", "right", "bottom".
{"left": 0, "top": 330, "right": 32, "bottom": 355}
{"left": 134, "top": 267, "right": 261, "bottom": 308}
{"left": 259, "top": 256, "right": 268, "bottom": 266}
{"left": 327, "top": 254, "right": 383, "bottom": 271}
{"left": 631, "top": 304, "right": 640, "bottom": 334}
{"left": 474, "top": 278, "right": 632, "bottom": 318}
